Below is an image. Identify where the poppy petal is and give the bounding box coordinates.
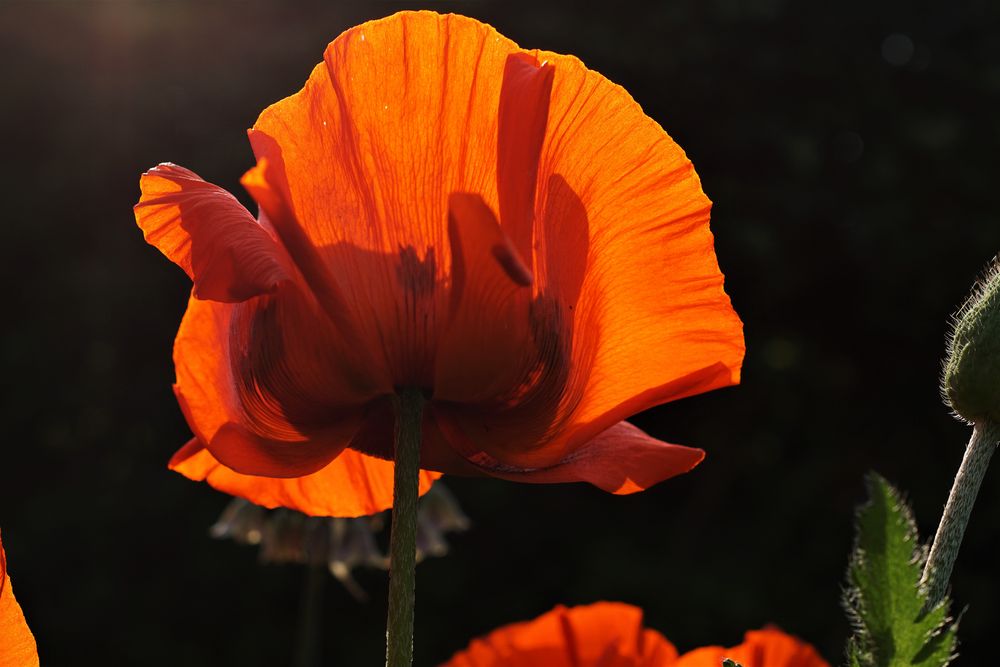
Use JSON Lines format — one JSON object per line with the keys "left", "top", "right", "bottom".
{"left": 0, "top": 533, "right": 39, "bottom": 667}
{"left": 433, "top": 43, "right": 744, "bottom": 473}
{"left": 248, "top": 14, "right": 512, "bottom": 255}
{"left": 437, "top": 416, "right": 703, "bottom": 494}
{"left": 440, "top": 602, "right": 677, "bottom": 666}
{"left": 552, "top": 602, "right": 678, "bottom": 665}
{"left": 434, "top": 193, "right": 534, "bottom": 404}
{"left": 246, "top": 14, "right": 541, "bottom": 387}
{"left": 171, "top": 294, "right": 241, "bottom": 445}
{"left": 170, "top": 439, "right": 441, "bottom": 518}
{"left": 173, "top": 293, "right": 370, "bottom": 479}
{"left": 530, "top": 47, "right": 745, "bottom": 448}
{"left": 240, "top": 155, "right": 372, "bottom": 358}
{"left": 674, "top": 627, "right": 831, "bottom": 667}
{"left": 497, "top": 52, "right": 554, "bottom": 260}
{"left": 135, "top": 163, "right": 291, "bottom": 302}
{"left": 198, "top": 421, "right": 358, "bottom": 479}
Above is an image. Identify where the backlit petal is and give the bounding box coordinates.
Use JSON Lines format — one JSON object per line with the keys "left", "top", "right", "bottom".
{"left": 173, "top": 292, "right": 370, "bottom": 479}
{"left": 135, "top": 163, "right": 291, "bottom": 302}
{"left": 440, "top": 602, "right": 677, "bottom": 667}
{"left": 193, "top": 421, "right": 357, "bottom": 479}
{"left": 497, "top": 52, "right": 554, "bottom": 260}
{"left": 240, "top": 156, "right": 375, "bottom": 367}
{"left": 434, "top": 37, "right": 744, "bottom": 474}
{"left": 248, "top": 13, "right": 516, "bottom": 254}
{"left": 675, "top": 628, "right": 830, "bottom": 667}
{"left": 247, "top": 13, "right": 540, "bottom": 387}
{"left": 437, "top": 417, "right": 703, "bottom": 494}
{"left": 0, "top": 533, "right": 39, "bottom": 667}
{"left": 532, "top": 45, "right": 745, "bottom": 450}
{"left": 434, "top": 193, "right": 533, "bottom": 404}
{"left": 170, "top": 439, "right": 441, "bottom": 518}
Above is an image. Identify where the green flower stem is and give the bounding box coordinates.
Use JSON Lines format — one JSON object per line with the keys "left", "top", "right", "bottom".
{"left": 921, "top": 418, "right": 1000, "bottom": 609}
{"left": 386, "top": 388, "right": 424, "bottom": 667}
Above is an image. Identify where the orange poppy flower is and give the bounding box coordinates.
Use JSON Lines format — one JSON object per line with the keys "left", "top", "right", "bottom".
{"left": 135, "top": 11, "right": 744, "bottom": 517}
{"left": 440, "top": 603, "right": 829, "bottom": 667}
{"left": 673, "top": 628, "right": 830, "bottom": 667}
{"left": 0, "top": 532, "right": 39, "bottom": 667}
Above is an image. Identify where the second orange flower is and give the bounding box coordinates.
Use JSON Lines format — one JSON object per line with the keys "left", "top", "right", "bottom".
{"left": 441, "top": 602, "right": 829, "bottom": 667}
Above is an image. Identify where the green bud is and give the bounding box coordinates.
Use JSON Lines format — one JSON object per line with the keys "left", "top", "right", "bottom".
{"left": 943, "top": 258, "right": 1000, "bottom": 422}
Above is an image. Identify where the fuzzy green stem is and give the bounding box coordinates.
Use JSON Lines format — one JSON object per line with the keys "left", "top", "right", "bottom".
{"left": 920, "top": 418, "right": 1000, "bottom": 609}
{"left": 385, "top": 388, "right": 424, "bottom": 667}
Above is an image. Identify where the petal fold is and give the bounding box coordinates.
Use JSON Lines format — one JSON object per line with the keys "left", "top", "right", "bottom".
{"left": 240, "top": 154, "right": 367, "bottom": 351}
{"left": 199, "top": 421, "right": 357, "bottom": 479}
{"left": 170, "top": 439, "right": 441, "bottom": 518}
{"left": 435, "top": 193, "right": 534, "bottom": 404}
{"left": 173, "top": 293, "right": 371, "bottom": 480}
{"left": 135, "top": 163, "right": 291, "bottom": 302}
{"left": 438, "top": 417, "right": 703, "bottom": 494}
{"left": 497, "top": 52, "right": 554, "bottom": 261}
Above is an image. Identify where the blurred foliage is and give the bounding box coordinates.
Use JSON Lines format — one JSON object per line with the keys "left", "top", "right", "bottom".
{"left": 1, "top": 0, "right": 1000, "bottom": 665}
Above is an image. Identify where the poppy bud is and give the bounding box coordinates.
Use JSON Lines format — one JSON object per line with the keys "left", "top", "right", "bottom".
{"left": 943, "top": 259, "right": 1000, "bottom": 423}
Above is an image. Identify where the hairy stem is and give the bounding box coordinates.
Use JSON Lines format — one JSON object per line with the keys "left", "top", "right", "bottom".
{"left": 921, "top": 418, "right": 1000, "bottom": 609}
{"left": 385, "top": 388, "right": 424, "bottom": 667}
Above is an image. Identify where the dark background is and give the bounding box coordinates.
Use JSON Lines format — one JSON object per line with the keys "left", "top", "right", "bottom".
{"left": 2, "top": 0, "right": 999, "bottom": 664}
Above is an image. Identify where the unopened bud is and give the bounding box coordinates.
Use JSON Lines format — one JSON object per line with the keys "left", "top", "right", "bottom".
{"left": 943, "top": 258, "right": 1000, "bottom": 422}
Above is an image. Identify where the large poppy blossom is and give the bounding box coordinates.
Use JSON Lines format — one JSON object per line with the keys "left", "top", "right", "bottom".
{"left": 135, "top": 11, "right": 744, "bottom": 517}
{"left": 0, "top": 532, "right": 39, "bottom": 667}
{"left": 440, "top": 602, "right": 829, "bottom": 667}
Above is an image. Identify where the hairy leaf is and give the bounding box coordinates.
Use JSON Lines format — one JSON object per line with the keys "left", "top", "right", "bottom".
{"left": 843, "top": 473, "right": 957, "bottom": 667}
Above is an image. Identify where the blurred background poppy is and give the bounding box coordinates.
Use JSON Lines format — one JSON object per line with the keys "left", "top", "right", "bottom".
{"left": 1, "top": 0, "right": 998, "bottom": 664}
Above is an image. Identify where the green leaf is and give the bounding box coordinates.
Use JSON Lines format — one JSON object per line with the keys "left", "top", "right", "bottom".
{"left": 722, "top": 660, "right": 743, "bottom": 667}
{"left": 844, "top": 473, "right": 958, "bottom": 667}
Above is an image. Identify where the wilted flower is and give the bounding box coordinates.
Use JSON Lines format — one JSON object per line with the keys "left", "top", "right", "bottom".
{"left": 440, "top": 602, "right": 829, "bottom": 667}
{"left": 209, "top": 483, "right": 468, "bottom": 598}
{"left": 0, "top": 531, "right": 38, "bottom": 667}
{"left": 135, "top": 11, "right": 744, "bottom": 518}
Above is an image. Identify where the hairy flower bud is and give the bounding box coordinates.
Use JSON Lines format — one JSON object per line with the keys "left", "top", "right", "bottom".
{"left": 944, "top": 258, "right": 1000, "bottom": 422}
